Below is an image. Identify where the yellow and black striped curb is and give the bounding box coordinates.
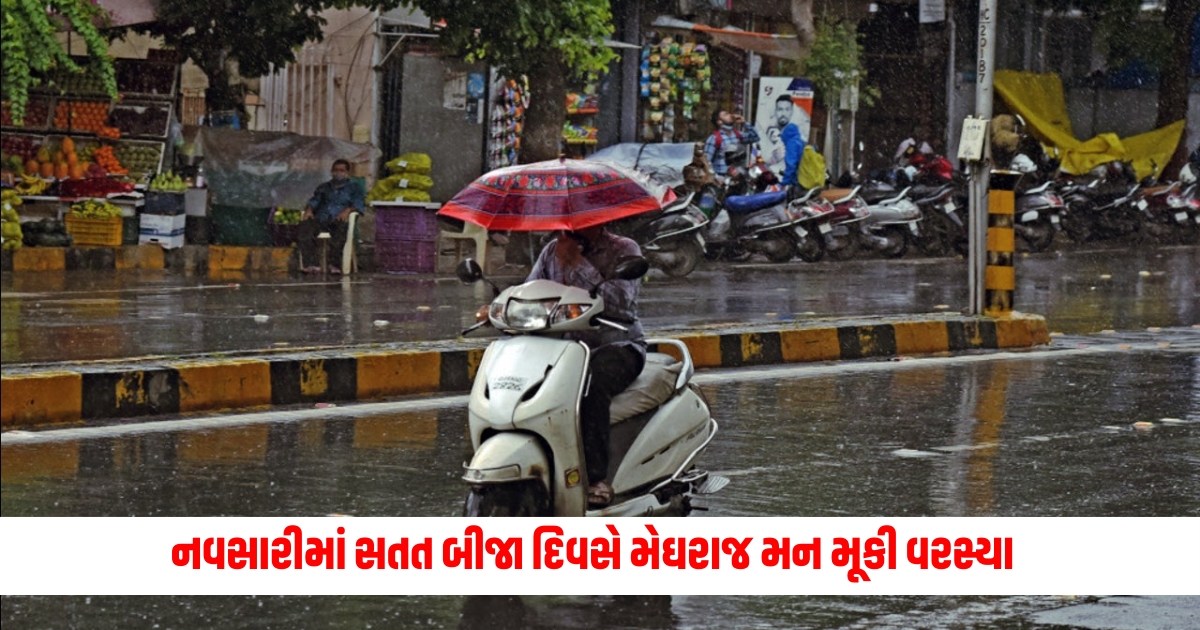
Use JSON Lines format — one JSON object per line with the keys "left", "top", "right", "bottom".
{"left": 1, "top": 313, "right": 1050, "bottom": 428}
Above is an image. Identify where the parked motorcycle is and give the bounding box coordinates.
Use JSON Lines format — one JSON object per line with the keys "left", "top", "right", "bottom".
{"left": 455, "top": 257, "right": 726, "bottom": 517}
{"left": 814, "top": 186, "right": 916, "bottom": 259}
{"left": 1134, "top": 181, "right": 1199, "bottom": 245}
{"left": 609, "top": 192, "right": 709, "bottom": 277}
{"left": 1014, "top": 180, "right": 1065, "bottom": 252}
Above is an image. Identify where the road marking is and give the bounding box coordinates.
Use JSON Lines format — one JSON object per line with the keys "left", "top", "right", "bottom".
{"left": 3, "top": 340, "right": 1194, "bottom": 446}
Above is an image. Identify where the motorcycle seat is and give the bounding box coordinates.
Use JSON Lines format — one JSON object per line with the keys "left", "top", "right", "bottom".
{"left": 819, "top": 187, "right": 860, "bottom": 204}
{"left": 609, "top": 352, "right": 683, "bottom": 425}
{"left": 724, "top": 190, "right": 787, "bottom": 214}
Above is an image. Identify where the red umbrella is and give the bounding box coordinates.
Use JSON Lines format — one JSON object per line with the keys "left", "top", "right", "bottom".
{"left": 438, "top": 158, "right": 676, "bottom": 232}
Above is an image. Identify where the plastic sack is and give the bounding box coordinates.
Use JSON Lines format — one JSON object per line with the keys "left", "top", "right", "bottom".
{"left": 381, "top": 172, "right": 434, "bottom": 191}
{"left": 385, "top": 153, "right": 432, "bottom": 174}
{"left": 798, "top": 146, "right": 827, "bottom": 190}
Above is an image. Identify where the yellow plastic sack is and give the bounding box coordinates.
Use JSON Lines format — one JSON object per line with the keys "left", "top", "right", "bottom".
{"left": 381, "top": 172, "right": 434, "bottom": 191}
{"left": 798, "top": 145, "right": 826, "bottom": 190}
{"left": 385, "top": 153, "right": 432, "bottom": 174}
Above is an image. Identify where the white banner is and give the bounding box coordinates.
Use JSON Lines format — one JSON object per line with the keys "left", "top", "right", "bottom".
{"left": 2, "top": 517, "right": 1197, "bottom": 595}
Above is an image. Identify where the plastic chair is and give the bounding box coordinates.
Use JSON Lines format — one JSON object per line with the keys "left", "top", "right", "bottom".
{"left": 299, "top": 212, "right": 358, "bottom": 274}
{"left": 440, "top": 221, "right": 488, "bottom": 267}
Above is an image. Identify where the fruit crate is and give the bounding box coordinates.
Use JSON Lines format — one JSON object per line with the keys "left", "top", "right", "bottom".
{"left": 267, "top": 208, "right": 300, "bottom": 246}
{"left": 0, "top": 132, "right": 46, "bottom": 166}
{"left": 107, "top": 101, "right": 172, "bottom": 138}
{"left": 52, "top": 99, "right": 112, "bottom": 134}
{"left": 1, "top": 96, "right": 52, "bottom": 130}
{"left": 115, "top": 60, "right": 178, "bottom": 100}
{"left": 376, "top": 238, "right": 437, "bottom": 274}
{"left": 113, "top": 140, "right": 165, "bottom": 180}
{"left": 374, "top": 202, "right": 440, "bottom": 241}
{"left": 65, "top": 215, "right": 123, "bottom": 247}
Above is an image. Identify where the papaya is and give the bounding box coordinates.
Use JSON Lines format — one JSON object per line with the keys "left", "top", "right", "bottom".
{"left": 26, "top": 160, "right": 39, "bottom": 175}
{"left": 66, "top": 152, "right": 78, "bottom": 166}
{"left": 36, "top": 147, "right": 50, "bottom": 163}
{"left": 70, "top": 163, "right": 85, "bottom": 179}
{"left": 40, "top": 162, "right": 54, "bottom": 178}
{"left": 61, "top": 137, "right": 75, "bottom": 153}
{"left": 55, "top": 162, "right": 69, "bottom": 179}
{"left": 53, "top": 151, "right": 63, "bottom": 163}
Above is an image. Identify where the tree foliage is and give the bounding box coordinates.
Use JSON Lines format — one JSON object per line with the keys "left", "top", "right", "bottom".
{"left": 405, "top": 0, "right": 617, "bottom": 162}
{"left": 801, "top": 19, "right": 877, "bottom": 109}
{"left": 129, "top": 0, "right": 402, "bottom": 112}
{"left": 1, "top": 0, "right": 118, "bottom": 125}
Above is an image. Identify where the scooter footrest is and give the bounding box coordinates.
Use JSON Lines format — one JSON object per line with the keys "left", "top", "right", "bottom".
{"left": 674, "top": 469, "right": 708, "bottom": 485}
{"left": 693, "top": 475, "right": 729, "bottom": 495}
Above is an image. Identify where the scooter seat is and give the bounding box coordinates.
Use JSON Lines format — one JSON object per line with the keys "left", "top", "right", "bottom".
{"left": 724, "top": 190, "right": 787, "bottom": 214}
{"left": 609, "top": 352, "right": 683, "bottom": 425}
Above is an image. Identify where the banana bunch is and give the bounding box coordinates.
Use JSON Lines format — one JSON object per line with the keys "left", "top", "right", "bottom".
{"left": 14, "top": 173, "right": 50, "bottom": 195}
{"left": 69, "top": 199, "right": 122, "bottom": 219}
{"left": 1, "top": 191, "right": 22, "bottom": 251}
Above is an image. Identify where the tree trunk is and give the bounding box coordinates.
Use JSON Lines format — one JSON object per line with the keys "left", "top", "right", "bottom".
{"left": 197, "top": 50, "right": 242, "bottom": 116}
{"left": 790, "top": 0, "right": 816, "bottom": 50}
{"left": 520, "top": 55, "right": 569, "bottom": 164}
{"left": 1155, "top": 0, "right": 1198, "bottom": 178}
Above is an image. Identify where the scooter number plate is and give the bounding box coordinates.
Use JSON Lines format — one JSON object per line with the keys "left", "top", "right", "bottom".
{"left": 794, "top": 226, "right": 808, "bottom": 238}
{"left": 1137, "top": 200, "right": 1149, "bottom": 211}
{"left": 944, "top": 201, "right": 957, "bottom": 214}
{"left": 818, "top": 222, "right": 833, "bottom": 234}
{"left": 1175, "top": 211, "right": 1188, "bottom": 223}
{"left": 1049, "top": 214, "right": 1060, "bottom": 224}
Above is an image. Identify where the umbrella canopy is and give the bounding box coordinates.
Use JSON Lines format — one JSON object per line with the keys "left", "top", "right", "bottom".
{"left": 439, "top": 158, "right": 676, "bottom": 232}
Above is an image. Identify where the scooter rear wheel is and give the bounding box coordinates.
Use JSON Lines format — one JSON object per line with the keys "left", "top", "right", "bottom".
{"left": 654, "top": 238, "right": 703, "bottom": 277}
{"left": 463, "top": 481, "right": 550, "bottom": 517}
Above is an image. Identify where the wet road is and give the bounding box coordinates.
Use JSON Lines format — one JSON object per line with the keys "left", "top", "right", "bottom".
{"left": 2, "top": 244, "right": 1196, "bottom": 365}
{"left": 4, "top": 332, "right": 1197, "bottom": 628}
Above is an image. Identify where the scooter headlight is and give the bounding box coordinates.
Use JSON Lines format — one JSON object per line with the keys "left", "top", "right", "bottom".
{"left": 504, "top": 298, "right": 558, "bottom": 331}
{"left": 551, "top": 303, "right": 589, "bottom": 324}
{"left": 1167, "top": 195, "right": 1187, "bottom": 209}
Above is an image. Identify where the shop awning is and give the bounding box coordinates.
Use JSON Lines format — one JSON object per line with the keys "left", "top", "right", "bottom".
{"left": 651, "top": 16, "right": 802, "bottom": 60}
{"left": 95, "top": 0, "right": 157, "bottom": 27}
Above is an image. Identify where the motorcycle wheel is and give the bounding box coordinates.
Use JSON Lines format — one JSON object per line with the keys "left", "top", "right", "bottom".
{"left": 1062, "top": 201, "right": 1094, "bottom": 243}
{"left": 795, "top": 229, "right": 826, "bottom": 263}
{"left": 1016, "top": 219, "right": 1055, "bottom": 252}
{"left": 760, "top": 235, "right": 797, "bottom": 263}
{"left": 654, "top": 238, "right": 703, "bottom": 277}
{"left": 825, "top": 230, "right": 860, "bottom": 260}
{"left": 463, "top": 481, "right": 550, "bottom": 517}
{"left": 876, "top": 225, "right": 909, "bottom": 258}
{"left": 913, "top": 214, "right": 951, "bottom": 257}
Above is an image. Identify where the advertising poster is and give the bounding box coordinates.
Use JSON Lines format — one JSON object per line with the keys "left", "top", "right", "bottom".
{"left": 754, "top": 77, "right": 814, "bottom": 176}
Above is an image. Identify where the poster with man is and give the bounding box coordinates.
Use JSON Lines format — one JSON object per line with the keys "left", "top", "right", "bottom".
{"left": 754, "top": 78, "right": 814, "bottom": 180}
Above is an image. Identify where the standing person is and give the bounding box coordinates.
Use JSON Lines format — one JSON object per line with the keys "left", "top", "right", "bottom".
{"left": 480, "top": 224, "right": 646, "bottom": 507}
{"left": 772, "top": 94, "right": 809, "bottom": 187}
{"left": 703, "top": 109, "right": 760, "bottom": 182}
{"left": 298, "top": 159, "right": 364, "bottom": 274}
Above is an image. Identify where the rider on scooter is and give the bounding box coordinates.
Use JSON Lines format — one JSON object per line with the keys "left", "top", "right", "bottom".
{"left": 478, "top": 224, "right": 646, "bottom": 507}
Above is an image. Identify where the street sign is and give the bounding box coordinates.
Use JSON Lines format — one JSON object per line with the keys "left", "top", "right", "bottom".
{"left": 958, "top": 118, "right": 989, "bottom": 161}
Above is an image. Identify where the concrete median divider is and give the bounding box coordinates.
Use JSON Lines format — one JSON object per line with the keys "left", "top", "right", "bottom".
{"left": 1, "top": 312, "right": 1050, "bottom": 428}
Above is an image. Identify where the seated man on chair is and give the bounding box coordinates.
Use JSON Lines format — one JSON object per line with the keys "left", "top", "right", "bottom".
{"left": 299, "top": 159, "right": 364, "bottom": 274}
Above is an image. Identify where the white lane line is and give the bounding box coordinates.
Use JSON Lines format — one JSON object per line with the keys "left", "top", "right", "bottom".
{"left": 3, "top": 341, "right": 1193, "bottom": 446}
{"left": 1, "top": 396, "right": 468, "bottom": 445}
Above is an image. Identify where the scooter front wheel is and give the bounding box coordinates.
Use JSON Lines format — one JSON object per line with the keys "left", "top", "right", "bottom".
{"left": 654, "top": 237, "right": 703, "bottom": 277}
{"left": 463, "top": 481, "right": 551, "bottom": 517}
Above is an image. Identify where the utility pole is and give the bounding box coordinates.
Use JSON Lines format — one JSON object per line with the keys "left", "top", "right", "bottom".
{"left": 969, "top": 0, "right": 997, "bottom": 316}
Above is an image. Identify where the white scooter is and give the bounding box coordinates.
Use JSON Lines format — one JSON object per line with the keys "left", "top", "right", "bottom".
{"left": 455, "top": 257, "right": 726, "bottom": 517}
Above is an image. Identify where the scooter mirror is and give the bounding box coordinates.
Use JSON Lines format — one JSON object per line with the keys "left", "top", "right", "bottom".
{"left": 456, "top": 259, "right": 484, "bottom": 284}
{"left": 613, "top": 256, "right": 650, "bottom": 281}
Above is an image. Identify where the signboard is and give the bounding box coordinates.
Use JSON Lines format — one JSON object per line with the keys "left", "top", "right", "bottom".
{"left": 958, "top": 118, "right": 989, "bottom": 162}
{"left": 919, "top": 0, "right": 946, "bottom": 24}
{"left": 443, "top": 71, "right": 467, "bottom": 110}
{"left": 754, "top": 77, "right": 814, "bottom": 177}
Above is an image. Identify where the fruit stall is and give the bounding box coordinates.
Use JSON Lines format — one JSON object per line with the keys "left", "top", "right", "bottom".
{"left": 0, "top": 56, "right": 185, "bottom": 249}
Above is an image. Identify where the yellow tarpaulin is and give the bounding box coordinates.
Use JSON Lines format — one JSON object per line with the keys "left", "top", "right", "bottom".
{"left": 994, "top": 70, "right": 1184, "bottom": 181}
